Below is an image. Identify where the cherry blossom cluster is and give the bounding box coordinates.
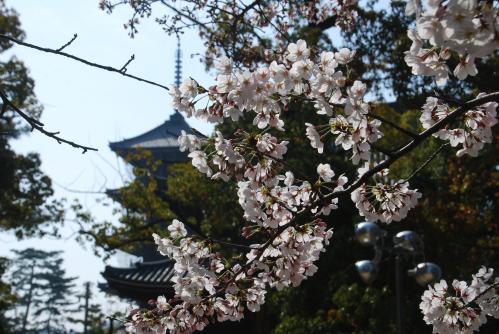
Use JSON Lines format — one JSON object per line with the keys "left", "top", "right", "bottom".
{"left": 405, "top": 0, "right": 499, "bottom": 84}
{"left": 170, "top": 39, "right": 384, "bottom": 165}
{"left": 351, "top": 179, "right": 422, "bottom": 224}
{"left": 420, "top": 267, "right": 498, "bottom": 334}
{"left": 179, "top": 129, "right": 288, "bottom": 182}
{"left": 121, "top": 3, "right": 499, "bottom": 332}
{"left": 238, "top": 165, "right": 348, "bottom": 229}
{"left": 421, "top": 95, "right": 498, "bottom": 156}
{"left": 125, "top": 219, "right": 333, "bottom": 333}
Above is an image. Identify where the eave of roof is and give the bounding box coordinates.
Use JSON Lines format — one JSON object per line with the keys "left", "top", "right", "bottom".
{"left": 102, "top": 258, "right": 175, "bottom": 285}
{"left": 109, "top": 112, "right": 204, "bottom": 150}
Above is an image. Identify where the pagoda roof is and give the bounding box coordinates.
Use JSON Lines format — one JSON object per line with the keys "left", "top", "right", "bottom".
{"left": 101, "top": 259, "right": 175, "bottom": 302}
{"left": 109, "top": 111, "right": 205, "bottom": 162}
{"left": 100, "top": 225, "right": 203, "bottom": 302}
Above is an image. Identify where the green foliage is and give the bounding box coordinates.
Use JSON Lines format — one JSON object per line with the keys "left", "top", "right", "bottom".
{"left": 0, "top": 147, "right": 64, "bottom": 238}
{"left": 167, "top": 162, "right": 243, "bottom": 241}
{"left": 0, "top": 0, "right": 24, "bottom": 52}
{"left": 76, "top": 149, "right": 176, "bottom": 256}
{"left": 272, "top": 284, "right": 395, "bottom": 334}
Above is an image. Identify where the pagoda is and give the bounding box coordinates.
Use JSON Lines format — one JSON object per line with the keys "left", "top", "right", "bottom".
{"left": 101, "top": 39, "right": 202, "bottom": 303}
{"left": 100, "top": 39, "right": 270, "bottom": 334}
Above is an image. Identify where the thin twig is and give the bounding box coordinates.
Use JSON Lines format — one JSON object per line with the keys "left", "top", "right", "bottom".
{"left": 432, "top": 90, "right": 465, "bottom": 106}
{"left": 183, "top": 220, "right": 257, "bottom": 250}
{"left": 460, "top": 282, "right": 498, "bottom": 310}
{"left": 0, "top": 34, "right": 169, "bottom": 91}
{"left": 0, "top": 91, "right": 98, "bottom": 153}
{"left": 368, "top": 111, "right": 418, "bottom": 139}
{"left": 204, "top": 237, "right": 256, "bottom": 250}
{"left": 403, "top": 143, "right": 449, "bottom": 183}
{"left": 53, "top": 182, "right": 106, "bottom": 194}
{"left": 0, "top": 101, "right": 7, "bottom": 117}
{"left": 56, "top": 33, "right": 78, "bottom": 52}
{"left": 106, "top": 315, "right": 125, "bottom": 324}
{"left": 120, "top": 54, "right": 135, "bottom": 72}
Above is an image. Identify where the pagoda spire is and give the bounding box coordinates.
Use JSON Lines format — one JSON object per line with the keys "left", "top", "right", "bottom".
{"left": 174, "top": 37, "right": 182, "bottom": 88}
{"left": 171, "top": 37, "right": 184, "bottom": 119}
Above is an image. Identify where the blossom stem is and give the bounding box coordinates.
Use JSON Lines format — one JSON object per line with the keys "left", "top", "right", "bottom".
{"left": 367, "top": 111, "right": 418, "bottom": 139}
{"left": 459, "top": 282, "right": 499, "bottom": 310}
{"left": 402, "top": 143, "right": 449, "bottom": 183}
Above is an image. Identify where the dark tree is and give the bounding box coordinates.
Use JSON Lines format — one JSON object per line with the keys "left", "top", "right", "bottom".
{"left": 9, "top": 248, "right": 77, "bottom": 334}
{"left": 69, "top": 282, "right": 106, "bottom": 334}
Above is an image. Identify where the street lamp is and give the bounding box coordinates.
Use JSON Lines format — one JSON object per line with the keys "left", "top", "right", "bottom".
{"left": 353, "top": 222, "right": 442, "bottom": 334}
{"left": 354, "top": 222, "right": 387, "bottom": 246}
{"left": 393, "top": 230, "right": 423, "bottom": 252}
{"left": 355, "top": 260, "right": 378, "bottom": 284}
{"left": 408, "top": 262, "right": 442, "bottom": 286}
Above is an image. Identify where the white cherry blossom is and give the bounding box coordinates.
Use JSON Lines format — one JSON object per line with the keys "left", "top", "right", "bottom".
{"left": 316, "top": 163, "right": 335, "bottom": 182}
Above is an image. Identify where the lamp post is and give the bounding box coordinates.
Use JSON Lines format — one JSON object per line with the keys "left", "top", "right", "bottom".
{"left": 354, "top": 223, "right": 442, "bottom": 334}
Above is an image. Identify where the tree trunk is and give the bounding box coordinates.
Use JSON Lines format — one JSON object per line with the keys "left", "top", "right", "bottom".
{"left": 84, "top": 282, "right": 90, "bottom": 334}
{"left": 46, "top": 313, "right": 51, "bottom": 334}
{"left": 108, "top": 318, "right": 114, "bottom": 334}
{"left": 21, "top": 262, "right": 35, "bottom": 332}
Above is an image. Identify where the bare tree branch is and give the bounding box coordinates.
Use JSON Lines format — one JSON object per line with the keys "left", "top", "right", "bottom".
{"left": 403, "top": 143, "right": 449, "bottom": 183}
{"left": 0, "top": 101, "right": 7, "bottom": 118}
{"left": 368, "top": 110, "right": 419, "bottom": 139}
{"left": 0, "top": 34, "right": 170, "bottom": 91}
{"left": 56, "top": 33, "right": 78, "bottom": 52}
{"left": 120, "top": 54, "right": 135, "bottom": 72}
{"left": 0, "top": 91, "right": 98, "bottom": 153}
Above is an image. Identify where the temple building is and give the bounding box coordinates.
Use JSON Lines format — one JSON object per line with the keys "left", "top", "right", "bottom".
{"left": 101, "top": 112, "right": 203, "bottom": 302}
{"left": 100, "top": 39, "right": 202, "bottom": 303}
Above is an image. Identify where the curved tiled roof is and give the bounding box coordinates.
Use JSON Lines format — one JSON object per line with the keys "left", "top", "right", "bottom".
{"left": 101, "top": 259, "right": 175, "bottom": 301}
{"left": 109, "top": 111, "right": 202, "bottom": 151}
{"left": 108, "top": 111, "right": 205, "bottom": 166}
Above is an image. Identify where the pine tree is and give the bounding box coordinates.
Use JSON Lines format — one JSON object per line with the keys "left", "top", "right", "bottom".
{"left": 9, "top": 248, "right": 77, "bottom": 333}
{"left": 68, "top": 282, "right": 106, "bottom": 334}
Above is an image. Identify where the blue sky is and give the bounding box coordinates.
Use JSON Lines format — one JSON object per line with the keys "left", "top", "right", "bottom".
{"left": 0, "top": 0, "right": 215, "bottom": 326}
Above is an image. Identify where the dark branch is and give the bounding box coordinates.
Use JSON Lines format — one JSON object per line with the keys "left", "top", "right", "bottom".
{"left": 120, "top": 54, "right": 135, "bottom": 72}
{"left": 368, "top": 110, "right": 419, "bottom": 139}
{"left": 432, "top": 90, "right": 465, "bottom": 106}
{"left": 0, "top": 91, "right": 98, "bottom": 153}
{"left": 56, "top": 33, "right": 78, "bottom": 52}
{"left": 460, "top": 282, "right": 498, "bottom": 310}
{"left": 0, "top": 101, "right": 7, "bottom": 118}
{"left": 371, "top": 144, "right": 393, "bottom": 157}
{"left": 77, "top": 227, "right": 151, "bottom": 253}
{"left": 159, "top": 0, "right": 211, "bottom": 31}
{"left": 403, "top": 143, "right": 449, "bottom": 182}
{"left": 309, "top": 16, "right": 337, "bottom": 31}
{"left": 0, "top": 34, "right": 170, "bottom": 91}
